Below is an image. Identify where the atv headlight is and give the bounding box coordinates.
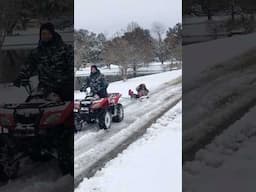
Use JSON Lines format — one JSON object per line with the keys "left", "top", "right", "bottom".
{"left": 40, "top": 112, "right": 62, "bottom": 126}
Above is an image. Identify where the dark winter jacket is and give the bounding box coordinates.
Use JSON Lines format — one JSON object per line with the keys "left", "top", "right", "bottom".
{"left": 136, "top": 84, "right": 149, "bottom": 96}
{"left": 15, "top": 32, "right": 74, "bottom": 97}
{"left": 81, "top": 69, "right": 108, "bottom": 95}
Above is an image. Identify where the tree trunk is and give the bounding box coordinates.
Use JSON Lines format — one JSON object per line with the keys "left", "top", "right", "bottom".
{"left": 207, "top": 8, "right": 212, "bottom": 20}
{"left": 121, "top": 67, "right": 127, "bottom": 81}
{"left": 0, "top": 32, "right": 7, "bottom": 50}
{"left": 231, "top": 5, "right": 235, "bottom": 22}
{"left": 123, "top": 68, "right": 128, "bottom": 81}
{"left": 133, "top": 63, "right": 137, "bottom": 77}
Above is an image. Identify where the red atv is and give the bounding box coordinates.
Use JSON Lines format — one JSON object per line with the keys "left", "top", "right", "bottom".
{"left": 0, "top": 82, "right": 74, "bottom": 181}
{"left": 74, "top": 90, "right": 124, "bottom": 131}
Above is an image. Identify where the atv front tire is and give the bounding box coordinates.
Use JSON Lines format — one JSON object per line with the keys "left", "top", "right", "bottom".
{"left": 98, "top": 110, "right": 112, "bottom": 129}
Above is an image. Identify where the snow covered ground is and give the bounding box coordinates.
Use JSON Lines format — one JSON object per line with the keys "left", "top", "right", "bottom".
{"left": 76, "top": 101, "right": 182, "bottom": 192}
{"left": 183, "top": 28, "right": 256, "bottom": 191}
{"left": 183, "top": 32, "right": 256, "bottom": 90}
{"left": 74, "top": 71, "right": 182, "bottom": 184}
{"left": 75, "top": 62, "right": 180, "bottom": 77}
{"left": 183, "top": 60, "right": 256, "bottom": 149}
{"left": 184, "top": 104, "right": 256, "bottom": 192}
{"left": 0, "top": 159, "right": 73, "bottom": 192}
{"left": 75, "top": 69, "right": 181, "bottom": 101}
{"left": 183, "top": 32, "right": 256, "bottom": 154}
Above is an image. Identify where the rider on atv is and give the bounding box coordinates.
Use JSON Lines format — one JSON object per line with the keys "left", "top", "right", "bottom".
{"left": 5, "top": 23, "right": 74, "bottom": 177}
{"left": 13, "top": 22, "right": 73, "bottom": 101}
{"left": 129, "top": 83, "right": 149, "bottom": 99}
{"left": 80, "top": 65, "right": 109, "bottom": 98}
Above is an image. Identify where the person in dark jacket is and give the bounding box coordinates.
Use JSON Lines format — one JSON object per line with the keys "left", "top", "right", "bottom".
{"left": 13, "top": 22, "right": 74, "bottom": 101}
{"left": 129, "top": 83, "right": 149, "bottom": 98}
{"left": 80, "top": 65, "right": 109, "bottom": 98}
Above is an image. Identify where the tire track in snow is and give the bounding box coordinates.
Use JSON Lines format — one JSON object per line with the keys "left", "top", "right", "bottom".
{"left": 183, "top": 57, "right": 256, "bottom": 162}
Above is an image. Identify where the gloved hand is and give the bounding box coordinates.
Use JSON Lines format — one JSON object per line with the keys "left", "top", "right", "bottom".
{"left": 94, "top": 94, "right": 100, "bottom": 99}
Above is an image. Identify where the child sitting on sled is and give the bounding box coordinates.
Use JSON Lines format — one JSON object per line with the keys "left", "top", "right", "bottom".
{"left": 128, "top": 83, "right": 149, "bottom": 99}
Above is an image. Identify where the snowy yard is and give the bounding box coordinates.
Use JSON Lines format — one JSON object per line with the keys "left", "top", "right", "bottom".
{"left": 183, "top": 32, "right": 256, "bottom": 90}
{"left": 184, "top": 105, "right": 256, "bottom": 192}
{"left": 75, "top": 61, "right": 180, "bottom": 77}
{"left": 75, "top": 69, "right": 181, "bottom": 101}
{"left": 0, "top": 160, "right": 73, "bottom": 192}
{"left": 76, "top": 101, "right": 182, "bottom": 192}
{"left": 74, "top": 71, "right": 182, "bottom": 185}
{"left": 183, "top": 29, "right": 256, "bottom": 191}
{"left": 183, "top": 33, "right": 256, "bottom": 149}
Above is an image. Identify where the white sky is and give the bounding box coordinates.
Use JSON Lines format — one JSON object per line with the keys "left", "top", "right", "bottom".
{"left": 75, "top": 0, "right": 181, "bottom": 37}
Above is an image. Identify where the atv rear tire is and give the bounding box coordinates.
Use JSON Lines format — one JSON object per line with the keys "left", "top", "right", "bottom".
{"left": 98, "top": 110, "right": 112, "bottom": 129}
{"left": 112, "top": 104, "right": 124, "bottom": 122}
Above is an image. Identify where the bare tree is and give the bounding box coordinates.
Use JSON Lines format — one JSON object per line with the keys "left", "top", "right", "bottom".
{"left": 126, "top": 21, "right": 140, "bottom": 32}
{"left": 123, "top": 26, "right": 154, "bottom": 76}
{"left": 165, "top": 23, "right": 182, "bottom": 68}
{"left": 152, "top": 22, "right": 167, "bottom": 64}
{"left": 0, "top": 1, "right": 22, "bottom": 48}
{"left": 152, "top": 22, "right": 165, "bottom": 39}
{"left": 103, "top": 37, "right": 131, "bottom": 80}
{"left": 74, "top": 29, "right": 106, "bottom": 69}
{"left": 103, "top": 24, "right": 154, "bottom": 79}
{"left": 0, "top": 1, "right": 27, "bottom": 82}
{"left": 0, "top": 0, "right": 74, "bottom": 82}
